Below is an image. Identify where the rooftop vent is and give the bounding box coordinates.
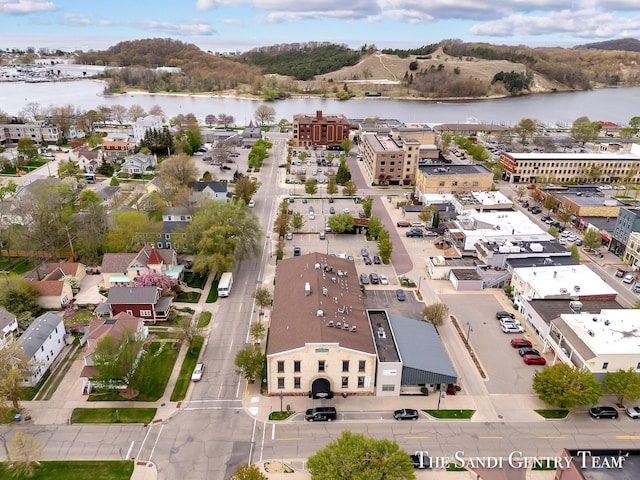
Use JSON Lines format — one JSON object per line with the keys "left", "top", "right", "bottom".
{"left": 314, "top": 263, "right": 321, "bottom": 269}
{"left": 350, "top": 325, "right": 357, "bottom": 332}
{"left": 322, "top": 287, "right": 328, "bottom": 296}
{"left": 316, "top": 310, "right": 324, "bottom": 317}
{"left": 570, "top": 301, "right": 583, "bottom": 311}
{"left": 327, "top": 320, "right": 334, "bottom": 327}
{"left": 305, "top": 282, "right": 311, "bottom": 296}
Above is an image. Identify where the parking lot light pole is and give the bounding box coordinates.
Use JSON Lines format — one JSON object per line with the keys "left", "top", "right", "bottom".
{"left": 466, "top": 322, "right": 473, "bottom": 344}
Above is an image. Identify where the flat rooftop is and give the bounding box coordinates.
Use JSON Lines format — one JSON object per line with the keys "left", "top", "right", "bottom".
{"left": 529, "top": 299, "right": 623, "bottom": 324}
{"left": 418, "top": 164, "right": 493, "bottom": 176}
{"left": 514, "top": 265, "right": 618, "bottom": 298}
{"left": 560, "top": 309, "right": 640, "bottom": 355}
{"left": 504, "top": 152, "right": 640, "bottom": 161}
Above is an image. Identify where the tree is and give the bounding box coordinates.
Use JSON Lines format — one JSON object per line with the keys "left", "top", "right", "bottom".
{"left": 548, "top": 226, "right": 559, "bottom": 239}
{"left": 205, "top": 114, "right": 217, "bottom": 126}
{"left": 336, "top": 157, "right": 351, "bottom": 184}
{"left": 422, "top": 302, "right": 449, "bottom": 328}
{"left": 254, "top": 104, "right": 276, "bottom": 126}
{"left": 603, "top": 368, "right": 640, "bottom": 405}
{"left": 362, "top": 196, "right": 373, "bottom": 218}
{"left": 290, "top": 212, "right": 305, "bottom": 231}
{"left": 185, "top": 201, "right": 262, "bottom": 274}
{"left": 104, "top": 211, "right": 162, "bottom": 253}
{"left": 0, "top": 341, "right": 32, "bottom": 410}
{"left": 234, "top": 346, "right": 264, "bottom": 383}
{"left": 327, "top": 212, "right": 355, "bottom": 233}
{"left": 570, "top": 117, "right": 601, "bottom": 144}
{"left": 307, "top": 430, "right": 415, "bottom": 480}
{"left": 419, "top": 205, "right": 439, "bottom": 227}
{"left": 155, "top": 154, "right": 199, "bottom": 204}
{"left": 93, "top": 329, "right": 145, "bottom": 395}
{"left": 543, "top": 193, "right": 559, "bottom": 214}
{"left": 253, "top": 286, "right": 272, "bottom": 313}
{"left": 340, "top": 137, "right": 352, "bottom": 153}
{"left": 326, "top": 176, "right": 338, "bottom": 197}
{"left": 111, "top": 104, "right": 127, "bottom": 124}
{"left": 57, "top": 160, "right": 82, "bottom": 179}
{"left": 176, "top": 316, "right": 203, "bottom": 350}
{"left": 134, "top": 271, "right": 177, "bottom": 293}
{"left": 557, "top": 205, "right": 572, "bottom": 227}
{"left": 218, "top": 113, "right": 235, "bottom": 128}
{"left": 367, "top": 216, "right": 383, "bottom": 240}
{"left": 513, "top": 118, "right": 539, "bottom": 144}
{"left": 377, "top": 229, "right": 393, "bottom": 263}
{"left": 235, "top": 176, "right": 260, "bottom": 204}
{"left": 305, "top": 178, "right": 318, "bottom": 195}
{"left": 127, "top": 104, "right": 146, "bottom": 122}
{"left": 569, "top": 243, "right": 581, "bottom": 262}
{"left": 19, "top": 101, "right": 41, "bottom": 122}
{"left": 532, "top": 364, "right": 601, "bottom": 409}
{"left": 17, "top": 138, "right": 38, "bottom": 163}
{"left": 0, "top": 275, "right": 39, "bottom": 316}
{"left": 230, "top": 464, "right": 267, "bottom": 480}
{"left": 582, "top": 228, "right": 602, "bottom": 251}
{"left": 342, "top": 180, "right": 357, "bottom": 196}
{"left": 8, "top": 431, "right": 43, "bottom": 478}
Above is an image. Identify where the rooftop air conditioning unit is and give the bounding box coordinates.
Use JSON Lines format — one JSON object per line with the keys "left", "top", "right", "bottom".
{"left": 350, "top": 325, "right": 357, "bottom": 332}
{"left": 327, "top": 321, "right": 334, "bottom": 327}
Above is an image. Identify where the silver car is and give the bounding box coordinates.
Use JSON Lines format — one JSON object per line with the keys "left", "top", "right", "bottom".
{"left": 626, "top": 406, "right": 640, "bottom": 419}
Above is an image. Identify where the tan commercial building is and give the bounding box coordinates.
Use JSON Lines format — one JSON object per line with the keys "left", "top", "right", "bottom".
{"left": 292, "top": 110, "right": 351, "bottom": 148}
{"left": 499, "top": 152, "right": 640, "bottom": 185}
{"left": 360, "top": 126, "right": 438, "bottom": 185}
{"left": 0, "top": 122, "right": 60, "bottom": 146}
{"left": 415, "top": 164, "right": 493, "bottom": 196}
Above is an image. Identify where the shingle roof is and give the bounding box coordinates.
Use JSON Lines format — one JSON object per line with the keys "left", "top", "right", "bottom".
{"left": 188, "top": 181, "right": 227, "bottom": 193}
{"left": 46, "top": 262, "right": 83, "bottom": 277}
{"left": 27, "top": 280, "right": 64, "bottom": 296}
{"left": 101, "top": 253, "right": 136, "bottom": 275}
{"left": 0, "top": 306, "right": 16, "bottom": 331}
{"left": 19, "top": 312, "right": 64, "bottom": 358}
{"left": 106, "top": 286, "right": 159, "bottom": 304}
{"left": 267, "top": 253, "right": 375, "bottom": 356}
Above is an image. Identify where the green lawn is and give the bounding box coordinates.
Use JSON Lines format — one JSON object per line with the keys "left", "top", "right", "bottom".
{"left": 88, "top": 342, "right": 179, "bottom": 402}
{"left": 197, "top": 312, "right": 212, "bottom": 328}
{"left": 0, "top": 256, "right": 34, "bottom": 274}
{"left": 170, "top": 336, "right": 204, "bottom": 401}
{"left": 175, "top": 291, "right": 201, "bottom": 303}
{"left": 0, "top": 460, "right": 134, "bottom": 480}
{"left": 206, "top": 278, "right": 220, "bottom": 303}
{"left": 71, "top": 408, "right": 156, "bottom": 424}
{"left": 184, "top": 272, "right": 207, "bottom": 289}
{"left": 423, "top": 409, "right": 475, "bottom": 419}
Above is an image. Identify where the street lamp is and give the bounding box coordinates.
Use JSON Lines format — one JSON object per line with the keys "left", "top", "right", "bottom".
{"left": 280, "top": 390, "right": 284, "bottom": 414}
{"left": 466, "top": 321, "right": 473, "bottom": 344}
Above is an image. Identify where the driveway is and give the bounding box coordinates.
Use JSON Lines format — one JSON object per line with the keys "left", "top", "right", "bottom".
{"left": 75, "top": 272, "right": 106, "bottom": 305}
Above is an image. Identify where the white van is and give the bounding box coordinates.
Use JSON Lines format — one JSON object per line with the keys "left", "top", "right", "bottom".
{"left": 218, "top": 272, "right": 233, "bottom": 297}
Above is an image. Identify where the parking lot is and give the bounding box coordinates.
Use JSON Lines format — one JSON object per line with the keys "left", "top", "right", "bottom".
{"left": 440, "top": 293, "right": 542, "bottom": 395}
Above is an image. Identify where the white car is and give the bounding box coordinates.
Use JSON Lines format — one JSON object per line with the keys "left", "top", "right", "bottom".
{"left": 500, "top": 318, "right": 521, "bottom": 327}
{"left": 502, "top": 323, "right": 524, "bottom": 333}
{"left": 248, "top": 199, "right": 255, "bottom": 208}
{"left": 191, "top": 363, "right": 205, "bottom": 382}
{"left": 379, "top": 274, "right": 389, "bottom": 285}
{"left": 623, "top": 274, "right": 635, "bottom": 284}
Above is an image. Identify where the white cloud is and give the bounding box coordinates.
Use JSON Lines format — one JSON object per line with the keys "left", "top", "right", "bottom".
{"left": 195, "top": 0, "right": 240, "bottom": 11}
{"left": 222, "top": 18, "right": 244, "bottom": 25}
{"left": 0, "top": 0, "right": 58, "bottom": 15}
{"left": 131, "top": 20, "right": 215, "bottom": 36}
{"left": 62, "top": 13, "right": 112, "bottom": 27}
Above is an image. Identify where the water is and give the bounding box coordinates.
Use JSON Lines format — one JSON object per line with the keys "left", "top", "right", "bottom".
{"left": 3, "top": 79, "right": 640, "bottom": 127}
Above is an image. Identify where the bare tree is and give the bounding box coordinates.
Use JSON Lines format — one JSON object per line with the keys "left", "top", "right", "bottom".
{"left": 205, "top": 114, "right": 217, "bottom": 126}
{"left": 8, "top": 431, "right": 43, "bottom": 477}
{"left": 148, "top": 104, "right": 165, "bottom": 120}
{"left": 19, "top": 101, "right": 41, "bottom": 122}
{"left": 128, "top": 104, "right": 147, "bottom": 122}
{"left": 111, "top": 104, "right": 127, "bottom": 124}
{"left": 218, "top": 114, "right": 235, "bottom": 128}
{"left": 254, "top": 104, "right": 276, "bottom": 127}
{"left": 421, "top": 302, "right": 449, "bottom": 329}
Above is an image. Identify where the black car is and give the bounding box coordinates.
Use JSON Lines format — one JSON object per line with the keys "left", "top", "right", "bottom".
{"left": 373, "top": 255, "right": 381, "bottom": 264}
{"left": 369, "top": 273, "right": 379, "bottom": 284}
{"left": 589, "top": 406, "right": 618, "bottom": 419}
{"left": 359, "top": 273, "right": 370, "bottom": 285}
{"left": 518, "top": 347, "right": 540, "bottom": 357}
{"left": 394, "top": 408, "right": 419, "bottom": 421}
{"left": 293, "top": 247, "right": 301, "bottom": 256}
{"left": 363, "top": 256, "right": 372, "bottom": 265}
{"left": 496, "top": 311, "right": 516, "bottom": 320}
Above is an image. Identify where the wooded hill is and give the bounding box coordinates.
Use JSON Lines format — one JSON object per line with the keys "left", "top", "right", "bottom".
{"left": 74, "top": 37, "right": 640, "bottom": 98}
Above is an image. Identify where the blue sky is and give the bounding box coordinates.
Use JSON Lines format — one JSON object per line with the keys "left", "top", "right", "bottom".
{"left": 2, "top": 0, "right": 640, "bottom": 53}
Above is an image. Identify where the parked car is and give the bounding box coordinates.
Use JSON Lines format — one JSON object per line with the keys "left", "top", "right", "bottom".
{"left": 518, "top": 347, "right": 540, "bottom": 357}
{"left": 411, "top": 221, "right": 424, "bottom": 228}
{"left": 425, "top": 231, "right": 438, "bottom": 237}
{"left": 319, "top": 232, "right": 326, "bottom": 240}
{"left": 329, "top": 207, "right": 335, "bottom": 214}
{"left": 615, "top": 269, "right": 625, "bottom": 278}
{"left": 502, "top": 324, "right": 524, "bottom": 333}
{"left": 369, "top": 273, "right": 379, "bottom": 284}
{"left": 394, "top": 408, "right": 419, "bottom": 420}
{"left": 305, "top": 407, "right": 337, "bottom": 422}
{"left": 522, "top": 354, "right": 546, "bottom": 365}
{"left": 623, "top": 274, "right": 635, "bottom": 284}
{"left": 293, "top": 246, "right": 301, "bottom": 256}
{"left": 191, "top": 362, "right": 205, "bottom": 382}
{"left": 379, "top": 274, "right": 389, "bottom": 285}
{"left": 248, "top": 199, "right": 255, "bottom": 208}
{"left": 286, "top": 232, "right": 293, "bottom": 240}
{"left": 358, "top": 211, "right": 367, "bottom": 219}
{"left": 625, "top": 406, "right": 640, "bottom": 419}
{"left": 510, "top": 338, "right": 532, "bottom": 348}
{"left": 363, "top": 256, "right": 372, "bottom": 265}
{"left": 396, "top": 289, "right": 406, "bottom": 301}
{"left": 289, "top": 197, "right": 295, "bottom": 203}
{"left": 361, "top": 248, "right": 369, "bottom": 257}
{"left": 373, "top": 255, "right": 381, "bottom": 264}
{"left": 360, "top": 273, "right": 369, "bottom": 285}
{"left": 589, "top": 406, "right": 618, "bottom": 419}
{"left": 496, "top": 311, "right": 515, "bottom": 320}
{"left": 500, "top": 318, "right": 521, "bottom": 327}
{"left": 406, "top": 229, "right": 424, "bottom": 238}
{"left": 397, "top": 220, "right": 411, "bottom": 227}
{"left": 633, "top": 283, "right": 640, "bottom": 293}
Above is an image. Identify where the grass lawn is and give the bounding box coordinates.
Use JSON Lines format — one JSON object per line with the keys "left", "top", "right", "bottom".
{"left": 175, "top": 291, "right": 201, "bottom": 303}
{"left": 88, "top": 342, "right": 179, "bottom": 402}
{"left": 206, "top": 278, "right": 220, "bottom": 303}
{"left": 423, "top": 409, "right": 475, "bottom": 420}
{"left": 22, "top": 371, "right": 51, "bottom": 401}
{"left": 269, "top": 410, "right": 295, "bottom": 421}
{"left": 71, "top": 407, "right": 156, "bottom": 424}
{"left": 197, "top": 312, "right": 212, "bottom": 328}
{"left": 0, "top": 460, "right": 134, "bottom": 480}
{"left": 535, "top": 409, "right": 569, "bottom": 419}
{"left": 0, "top": 256, "right": 34, "bottom": 274}
{"left": 170, "top": 336, "right": 204, "bottom": 401}
{"left": 184, "top": 272, "right": 207, "bottom": 289}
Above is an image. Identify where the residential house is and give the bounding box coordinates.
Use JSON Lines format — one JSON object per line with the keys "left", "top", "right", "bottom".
{"left": 79, "top": 312, "right": 149, "bottom": 394}
{"left": 97, "top": 286, "right": 172, "bottom": 322}
{"left": 187, "top": 181, "right": 229, "bottom": 206}
{"left": 45, "top": 262, "right": 86, "bottom": 282}
{"left": 160, "top": 207, "right": 192, "bottom": 250}
{"left": 95, "top": 185, "right": 121, "bottom": 207}
{"left": 18, "top": 312, "right": 66, "bottom": 386}
{"left": 0, "top": 306, "right": 19, "bottom": 349}
{"left": 292, "top": 110, "right": 351, "bottom": 148}
{"left": 132, "top": 115, "right": 165, "bottom": 144}
{"left": 77, "top": 148, "right": 103, "bottom": 174}
{"left": 101, "top": 245, "right": 183, "bottom": 288}
{"left": 101, "top": 138, "right": 133, "bottom": 163}
{"left": 27, "top": 279, "right": 73, "bottom": 309}
{"left": 120, "top": 153, "right": 157, "bottom": 175}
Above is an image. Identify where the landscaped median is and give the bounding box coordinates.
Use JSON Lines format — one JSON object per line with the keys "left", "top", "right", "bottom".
{"left": 170, "top": 336, "right": 205, "bottom": 401}
{"left": 0, "top": 460, "right": 133, "bottom": 480}
{"left": 70, "top": 408, "right": 157, "bottom": 424}
{"left": 424, "top": 409, "right": 475, "bottom": 420}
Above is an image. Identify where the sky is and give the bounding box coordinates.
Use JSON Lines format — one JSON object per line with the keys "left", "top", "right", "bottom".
{"left": 2, "top": 0, "right": 640, "bottom": 53}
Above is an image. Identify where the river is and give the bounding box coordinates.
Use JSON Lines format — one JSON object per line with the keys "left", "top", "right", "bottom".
{"left": 2, "top": 79, "right": 640, "bottom": 127}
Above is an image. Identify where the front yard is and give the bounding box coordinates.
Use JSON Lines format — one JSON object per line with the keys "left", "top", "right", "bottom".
{"left": 0, "top": 460, "right": 134, "bottom": 480}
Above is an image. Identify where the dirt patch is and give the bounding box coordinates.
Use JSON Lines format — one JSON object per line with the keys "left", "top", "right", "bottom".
{"left": 451, "top": 315, "right": 487, "bottom": 379}
{"left": 263, "top": 461, "right": 294, "bottom": 474}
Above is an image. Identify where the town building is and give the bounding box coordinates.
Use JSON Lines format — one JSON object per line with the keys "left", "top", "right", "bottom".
{"left": 101, "top": 137, "right": 133, "bottom": 162}
{"left": 610, "top": 207, "right": 640, "bottom": 256}
{"left": 498, "top": 151, "right": 640, "bottom": 185}
{"left": 622, "top": 231, "right": 640, "bottom": 271}
{"left": 292, "top": 110, "right": 351, "bottom": 148}
{"left": 241, "top": 121, "right": 262, "bottom": 148}
{"left": 18, "top": 312, "right": 66, "bottom": 386}
{"left": 0, "top": 122, "right": 61, "bottom": 146}
{"left": 415, "top": 164, "right": 494, "bottom": 196}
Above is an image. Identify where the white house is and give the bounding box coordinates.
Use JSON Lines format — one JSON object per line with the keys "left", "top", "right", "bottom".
{"left": 0, "top": 306, "right": 19, "bottom": 349}
{"left": 18, "top": 312, "right": 66, "bottom": 387}
{"left": 120, "top": 153, "right": 157, "bottom": 175}
{"left": 133, "top": 115, "right": 165, "bottom": 145}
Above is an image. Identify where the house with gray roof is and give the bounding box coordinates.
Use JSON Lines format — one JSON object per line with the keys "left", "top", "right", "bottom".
{"left": 97, "top": 286, "right": 173, "bottom": 322}
{"left": 0, "top": 306, "right": 18, "bottom": 349}
{"left": 187, "top": 181, "right": 229, "bottom": 205}
{"left": 120, "top": 153, "right": 156, "bottom": 175}
{"left": 18, "top": 312, "right": 66, "bottom": 386}
{"left": 101, "top": 245, "right": 183, "bottom": 288}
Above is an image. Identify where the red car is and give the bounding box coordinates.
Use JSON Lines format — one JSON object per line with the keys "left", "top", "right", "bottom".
{"left": 397, "top": 220, "right": 411, "bottom": 227}
{"left": 510, "top": 338, "right": 532, "bottom": 348}
{"left": 523, "top": 354, "right": 546, "bottom": 365}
